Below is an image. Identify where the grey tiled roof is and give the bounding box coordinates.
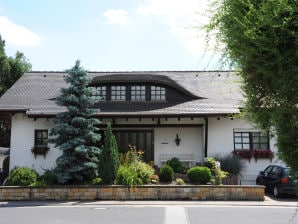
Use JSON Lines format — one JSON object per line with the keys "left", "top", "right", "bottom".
{"left": 0, "top": 71, "right": 244, "bottom": 117}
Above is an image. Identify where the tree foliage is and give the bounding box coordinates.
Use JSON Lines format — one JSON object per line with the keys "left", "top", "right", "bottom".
{"left": 50, "top": 60, "right": 101, "bottom": 184}
{"left": 0, "top": 35, "right": 31, "bottom": 96}
{"left": 0, "top": 35, "right": 31, "bottom": 147}
{"left": 98, "top": 123, "right": 120, "bottom": 184}
{"left": 207, "top": 0, "right": 298, "bottom": 169}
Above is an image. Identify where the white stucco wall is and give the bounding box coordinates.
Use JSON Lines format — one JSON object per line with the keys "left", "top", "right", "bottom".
{"left": 207, "top": 117, "right": 284, "bottom": 184}
{"left": 9, "top": 114, "right": 285, "bottom": 184}
{"left": 10, "top": 113, "right": 61, "bottom": 174}
{"left": 154, "top": 127, "right": 204, "bottom": 167}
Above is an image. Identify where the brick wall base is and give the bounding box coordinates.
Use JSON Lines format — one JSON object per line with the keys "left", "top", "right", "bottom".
{"left": 0, "top": 185, "right": 265, "bottom": 201}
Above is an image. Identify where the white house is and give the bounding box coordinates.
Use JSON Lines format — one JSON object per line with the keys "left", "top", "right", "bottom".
{"left": 0, "top": 71, "right": 284, "bottom": 184}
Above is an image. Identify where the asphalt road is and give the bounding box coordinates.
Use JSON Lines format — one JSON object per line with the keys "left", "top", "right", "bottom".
{"left": 0, "top": 199, "right": 297, "bottom": 224}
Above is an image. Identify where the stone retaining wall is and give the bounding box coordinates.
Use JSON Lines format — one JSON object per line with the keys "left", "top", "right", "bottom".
{"left": 0, "top": 185, "right": 265, "bottom": 201}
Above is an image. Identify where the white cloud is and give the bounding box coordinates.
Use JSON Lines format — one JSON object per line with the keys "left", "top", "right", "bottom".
{"left": 137, "top": 0, "right": 214, "bottom": 55}
{"left": 103, "top": 9, "right": 129, "bottom": 26}
{"left": 0, "top": 16, "right": 41, "bottom": 46}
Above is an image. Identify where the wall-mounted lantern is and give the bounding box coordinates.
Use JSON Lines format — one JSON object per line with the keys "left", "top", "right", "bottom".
{"left": 175, "top": 134, "right": 181, "bottom": 146}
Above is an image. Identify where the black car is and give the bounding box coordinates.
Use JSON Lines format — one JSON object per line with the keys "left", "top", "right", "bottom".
{"left": 256, "top": 165, "right": 297, "bottom": 198}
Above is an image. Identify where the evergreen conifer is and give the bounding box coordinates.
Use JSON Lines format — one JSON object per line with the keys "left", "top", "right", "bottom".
{"left": 50, "top": 60, "right": 101, "bottom": 184}
{"left": 98, "top": 123, "right": 120, "bottom": 184}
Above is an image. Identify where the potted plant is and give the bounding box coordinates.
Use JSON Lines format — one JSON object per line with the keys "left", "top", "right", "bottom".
{"left": 254, "top": 149, "right": 274, "bottom": 162}
{"left": 232, "top": 149, "right": 254, "bottom": 162}
{"left": 31, "top": 146, "right": 50, "bottom": 158}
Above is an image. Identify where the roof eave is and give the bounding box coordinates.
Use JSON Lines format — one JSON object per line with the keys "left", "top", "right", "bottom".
{"left": 26, "top": 111, "right": 240, "bottom": 119}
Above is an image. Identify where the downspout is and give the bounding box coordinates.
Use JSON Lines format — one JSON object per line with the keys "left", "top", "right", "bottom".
{"left": 204, "top": 117, "right": 208, "bottom": 157}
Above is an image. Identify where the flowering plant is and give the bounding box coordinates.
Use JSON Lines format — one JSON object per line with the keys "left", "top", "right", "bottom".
{"left": 232, "top": 149, "right": 274, "bottom": 162}
{"left": 150, "top": 174, "right": 159, "bottom": 184}
{"left": 232, "top": 149, "right": 254, "bottom": 162}
{"left": 254, "top": 149, "right": 274, "bottom": 161}
{"left": 204, "top": 157, "right": 228, "bottom": 185}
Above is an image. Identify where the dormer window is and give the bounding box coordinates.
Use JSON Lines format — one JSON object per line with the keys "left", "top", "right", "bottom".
{"left": 131, "top": 85, "right": 146, "bottom": 101}
{"left": 151, "top": 86, "right": 166, "bottom": 101}
{"left": 111, "top": 86, "right": 126, "bottom": 101}
{"left": 93, "top": 84, "right": 167, "bottom": 102}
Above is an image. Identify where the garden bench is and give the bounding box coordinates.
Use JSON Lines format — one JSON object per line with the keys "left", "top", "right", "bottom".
{"left": 160, "top": 153, "right": 195, "bottom": 168}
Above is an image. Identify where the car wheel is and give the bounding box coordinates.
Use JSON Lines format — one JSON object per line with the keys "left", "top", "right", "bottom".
{"left": 273, "top": 185, "right": 280, "bottom": 198}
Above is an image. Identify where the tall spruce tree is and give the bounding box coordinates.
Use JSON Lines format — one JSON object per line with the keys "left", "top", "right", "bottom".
{"left": 98, "top": 123, "right": 120, "bottom": 184}
{"left": 50, "top": 60, "right": 101, "bottom": 184}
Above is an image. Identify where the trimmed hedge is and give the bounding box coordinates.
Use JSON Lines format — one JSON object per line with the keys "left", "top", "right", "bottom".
{"left": 187, "top": 166, "right": 211, "bottom": 184}
{"left": 166, "top": 157, "right": 185, "bottom": 173}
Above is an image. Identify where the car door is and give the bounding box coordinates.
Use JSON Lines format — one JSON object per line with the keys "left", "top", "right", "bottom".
{"left": 259, "top": 165, "right": 273, "bottom": 186}
{"left": 266, "top": 166, "right": 282, "bottom": 191}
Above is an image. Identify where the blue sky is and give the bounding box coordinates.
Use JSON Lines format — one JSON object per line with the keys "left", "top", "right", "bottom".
{"left": 0, "top": 0, "right": 225, "bottom": 71}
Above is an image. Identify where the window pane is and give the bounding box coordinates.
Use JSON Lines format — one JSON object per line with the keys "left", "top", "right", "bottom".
{"left": 35, "top": 130, "right": 48, "bottom": 147}
{"left": 252, "top": 132, "right": 269, "bottom": 149}
{"left": 235, "top": 144, "right": 242, "bottom": 149}
{"left": 36, "top": 131, "right": 42, "bottom": 138}
{"left": 253, "top": 143, "right": 260, "bottom": 149}
{"left": 131, "top": 85, "right": 146, "bottom": 101}
{"left": 260, "top": 144, "right": 268, "bottom": 149}
{"left": 234, "top": 132, "right": 241, "bottom": 137}
{"left": 243, "top": 144, "right": 250, "bottom": 149}
{"left": 242, "top": 137, "right": 250, "bottom": 143}
{"left": 260, "top": 136, "right": 268, "bottom": 143}
{"left": 234, "top": 137, "right": 242, "bottom": 143}
{"left": 111, "top": 86, "right": 126, "bottom": 101}
{"left": 42, "top": 131, "right": 48, "bottom": 138}
{"left": 151, "top": 86, "right": 166, "bottom": 101}
{"left": 93, "top": 86, "right": 106, "bottom": 100}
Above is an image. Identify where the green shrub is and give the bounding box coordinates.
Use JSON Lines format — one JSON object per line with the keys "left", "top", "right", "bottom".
{"left": 175, "top": 178, "right": 185, "bottom": 185}
{"left": 115, "top": 161, "right": 154, "bottom": 186}
{"left": 6, "top": 167, "right": 38, "bottom": 186}
{"left": 116, "top": 165, "right": 142, "bottom": 186}
{"left": 204, "top": 157, "right": 228, "bottom": 185}
{"left": 119, "top": 145, "right": 145, "bottom": 166}
{"left": 134, "top": 161, "right": 154, "bottom": 184}
{"left": 30, "top": 180, "right": 47, "bottom": 187}
{"left": 39, "top": 169, "right": 57, "bottom": 185}
{"left": 159, "top": 164, "right": 173, "bottom": 183}
{"left": 91, "top": 177, "right": 102, "bottom": 185}
{"left": 166, "top": 157, "right": 185, "bottom": 173}
{"left": 187, "top": 166, "right": 211, "bottom": 184}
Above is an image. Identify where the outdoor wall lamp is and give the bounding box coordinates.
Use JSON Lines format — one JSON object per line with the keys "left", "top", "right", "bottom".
{"left": 175, "top": 134, "right": 181, "bottom": 146}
